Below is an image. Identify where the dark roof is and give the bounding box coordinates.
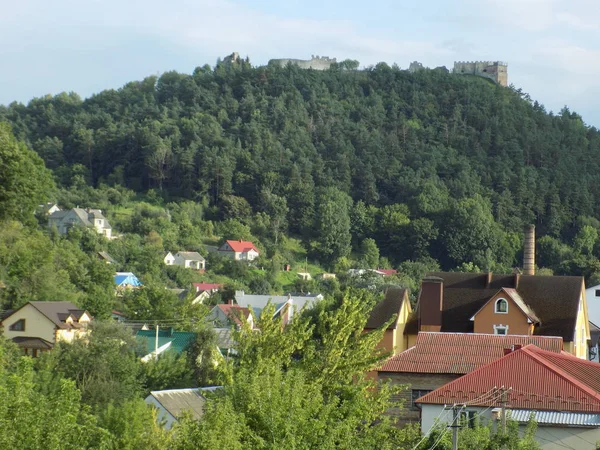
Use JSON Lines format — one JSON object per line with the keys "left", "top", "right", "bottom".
{"left": 379, "top": 332, "right": 563, "bottom": 374}
{"left": 365, "top": 288, "right": 407, "bottom": 330}
{"left": 12, "top": 336, "right": 54, "bottom": 350}
{"left": 26, "top": 302, "right": 91, "bottom": 329}
{"left": 405, "top": 272, "right": 583, "bottom": 341}
{"left": 98, "top": 251, "right": 116, "bottom": 264}
{"left": 417, "top": 345, "right": 600, "bottom": 413}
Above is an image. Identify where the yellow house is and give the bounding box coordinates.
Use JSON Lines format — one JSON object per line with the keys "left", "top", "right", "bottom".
{"left": 0, "top": 301, "right": 92, "bottom": 357}
{"left": 364, "top": 287, "right": 413, "bottom": 355}
{"left": 403, "top": 272, "right": 590, "bottom": 359}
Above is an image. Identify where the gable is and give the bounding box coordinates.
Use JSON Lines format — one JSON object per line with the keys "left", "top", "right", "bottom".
{"left": 470, "top": 288, "right": 539, "bottom": 324}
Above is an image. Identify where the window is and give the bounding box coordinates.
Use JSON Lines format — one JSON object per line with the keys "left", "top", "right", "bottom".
{"left": 460, "top": 411, "right": 477, "bottom": 428}
{"left": 411, "top": 389, "right": 432, "bottom": 410}
{"left": 495, "top": 298, "right": 508, "bottom": 314}
{"left": 596, "top": 289, "right": 600, "bottom": 297}
{"left": 494, "top": 325, "right": 508, "bottom": 335}
{"left": 9, "top": 319, "right": 25, "bottom": 331}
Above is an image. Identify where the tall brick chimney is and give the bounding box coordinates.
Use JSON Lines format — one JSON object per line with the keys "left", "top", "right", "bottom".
{"left": 523, "top": 225, "right": 535, "bottom": 275}
{"left": 418, "top": 276, "right": 444, "bottom": 332}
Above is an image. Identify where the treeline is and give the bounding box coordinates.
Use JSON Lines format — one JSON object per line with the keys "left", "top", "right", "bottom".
{"left": 2, "top": 60, "right": 600, "bottom": 276}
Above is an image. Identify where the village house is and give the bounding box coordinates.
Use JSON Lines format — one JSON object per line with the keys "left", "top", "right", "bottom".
{"left": 417, "top": 345, "right": 600, "bottom": 450}
{"left": 207, "top": 302, "right": 253, "bottom": 329}
{"left": 405, "top": 271, "right": 589, "bottom": 359}
{"left": 145, "top": 387, "right": 221, "bottom": 429}
{"left": 192, "top": 282, "right": 223, "bottom": 304}
{"left": 0, "top": 301, "right": 92, "bottom": 356}
{"left": 364, "top": 287, "right": 412, "bottom": 355}
{"left": 48, "top": 207, "right": 112, "bottom": 238}
{"left": 97, "top": 251, "right": 116, "bottom": 265}
{"left": 234, "top": 291, "right": 323, "bottom": 323}
{"left": 136, "top": 328, "right": 196, "bottom": 362}
{"left": 166, "top": 251, "right": 206, "bottom": 270}
{"left": 218, "top": 240, "right": 260, "bottom": 261}
{"left": 114, "top": 272, "right": 142, "bottom": 291}
{"left": 378, "top": 332, "right": 563, "bottom": 425}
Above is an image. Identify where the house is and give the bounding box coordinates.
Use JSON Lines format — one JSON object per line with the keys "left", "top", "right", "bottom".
{"left": 191, "top": 282, "right": 223, "bottom": 304}
{"left": 111, "top": 310, "right": 127, "bottom": 322}
{"left": 114, "top": 272, "right": 142, "bottom": 290}
{"left": 297, "top": 272, "right": 312, "bottom": 281}
{"left": 48, "top": 207, "right": 112, "bottom": 238}
{"left": 235, "top": 290, "right": 323, "bottom": 323}
{"left": 136, "top": 328, "right": 196, "bottom": 361}
{"left": 364, "top": 287, "right": 412, "bottom": 355}
{"left": 207, "top": 302, "right": 253, "bottom": 329}
{"left": 405, "top": 271, "right": 589, "bottom": 359}
{"left": 0, "top": 301, "right": 92, "bottom": 356}
{"left": 164, "top": 252, "right": 176, "bottom": 265}
{"left": 416, "top": 345, "right": 600, "bottom": 450}
{"left": 38, "top": 202, "right": 61, "bottom": 215}
{"left": 145, "top": 387, "right": 221, "bottom": 429}
{"left": 218, "top": 240, "right": 260, "bottom": 261}
{"left": 378, "top": 332, "right": 563, "bottom": 425}
{"left": 97, "top": 251, "right": 116, "bottom": 265}
{"left": 173, "top": 252, "right": 206, "bottom": 270}
{"left": 376, "top": 268, "right": 398, "bottom": 276}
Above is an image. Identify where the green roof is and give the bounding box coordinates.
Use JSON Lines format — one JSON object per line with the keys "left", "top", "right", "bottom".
{"left": 136, "top": 329, "right": 196, "bottom": 355}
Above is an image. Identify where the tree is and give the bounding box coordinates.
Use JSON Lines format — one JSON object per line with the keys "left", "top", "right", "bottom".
{"left": 0, "top": 123, "right": 56, "bottom": 224}
{"left": 360, "top": 238, "right": 380, "bottom": 268}
{"left": 173, "top": 291, "right": 414, "bottom": 449}
{"left": 314, "top": 187, "right": 352, "bottom": 265}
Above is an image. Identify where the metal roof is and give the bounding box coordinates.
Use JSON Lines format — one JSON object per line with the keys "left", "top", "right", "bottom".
{"left": 417, "top": 345, "right": 600, "bottom": 413}
{"left": 508, "top": 409, "right": 600, "bottom": 427}
{"left": 379, "top": 332, "right": 563, "bottom": 373}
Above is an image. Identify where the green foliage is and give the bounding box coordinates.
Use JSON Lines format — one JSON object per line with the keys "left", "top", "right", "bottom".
{"left": 0, "top": 123, "right": 56, "bottom": 224}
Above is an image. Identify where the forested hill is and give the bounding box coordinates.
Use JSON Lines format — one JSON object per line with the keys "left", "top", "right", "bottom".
{"left": 2, "top": 59, "right": 600, "bottom": 275}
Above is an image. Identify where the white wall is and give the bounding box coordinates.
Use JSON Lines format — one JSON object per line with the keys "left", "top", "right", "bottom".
{"left": 1, "top": 304, "right": 57, "bottom": 343}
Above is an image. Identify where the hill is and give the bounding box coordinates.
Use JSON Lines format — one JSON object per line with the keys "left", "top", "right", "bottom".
{"left": 2, "top": 59, "right": 600, "bottom": 280}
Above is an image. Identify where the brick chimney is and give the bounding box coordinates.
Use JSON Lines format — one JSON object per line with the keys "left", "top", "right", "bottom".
{"left": 523, "top": 225, "right": 535, "bottom": 275}
{"left": 418, "top": 276, "right": 444, "bottom": 332}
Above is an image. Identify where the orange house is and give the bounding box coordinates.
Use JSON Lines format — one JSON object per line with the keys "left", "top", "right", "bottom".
{"left": 470, "top": 287, "right": 539, "bottom": 336}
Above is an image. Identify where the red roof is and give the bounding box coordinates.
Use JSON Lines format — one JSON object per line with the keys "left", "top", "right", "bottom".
{"left": 215, "top": 304, "right": 250, "bottom": 326}
{"left": 379, "top": 332, "right": 563, "bottom": 374}
{"left": 377, "top": 269, "right": 398, "bottom": 276}
{"left": 221, "top": 240, "right": 259, "bottom": 253}
{"left": 193, "top": 282, "right": 223, "bottom": 292}
{"left": 417, "top": 345, "right": 600, "bottom": 413}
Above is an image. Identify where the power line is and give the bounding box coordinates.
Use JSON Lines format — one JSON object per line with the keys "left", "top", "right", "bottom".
{"left": 410, "top": 407, "right": 453, "bottom": 450}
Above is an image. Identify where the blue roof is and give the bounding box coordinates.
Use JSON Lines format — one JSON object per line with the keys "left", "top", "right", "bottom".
{"left": 114, "top": 272, "right": 142, "bottom": 287}
{"left": 508, "top": 409, "right": 600, "bottom": 427}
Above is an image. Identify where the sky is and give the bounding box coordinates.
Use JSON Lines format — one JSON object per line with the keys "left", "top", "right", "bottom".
{"left": 1, "top": 0, "right": 600, "bottom": 126}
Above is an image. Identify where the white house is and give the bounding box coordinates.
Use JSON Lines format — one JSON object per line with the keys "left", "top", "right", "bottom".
{"left": 218, "top": 240, "right": 260, "bottom": 261}
{"left": 174, "top": 252, "right": 205, "bottom": 270}
{"left": 48, "top": 208, "right": 112, "bottom": 238}
{"left": 164, "top": 252, "right": 176, "bottom": 265}
{"left": 585, "top": 284, "right": 600, "bottom": 361}
{"left": 235, "top": 291, "right": 323, "bottom": 322}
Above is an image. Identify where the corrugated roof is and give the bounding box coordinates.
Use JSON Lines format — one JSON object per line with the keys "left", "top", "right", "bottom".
{"left": 114, "top": 272, "right": 142, "bottom": 287}
{"left": 508, "top": 409, "right": 600, "bottom": 427}
{"left": 379, "top": 332, "right": 563, "bottom": 373}
{"left": 176, "top": 252, "right": 205, "bottom": 261}
{"left": 136, "top": 329, "right": 196, "bottom": 355}
{"left": 365, "top": 288, "right": 408, "bottom": 330}
{"left": 417, "top": 345, "right": 600, "bottom": 413}
{"left": 148, "top": 388, "right": 208, "bottom": 420}
{"left": 405, "top": 272, "right": 583, "bottom": 341}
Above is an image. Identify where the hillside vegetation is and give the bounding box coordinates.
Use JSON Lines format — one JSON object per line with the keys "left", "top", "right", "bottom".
{"left": 2, "top": 59, "right": 600, "bottom": 299}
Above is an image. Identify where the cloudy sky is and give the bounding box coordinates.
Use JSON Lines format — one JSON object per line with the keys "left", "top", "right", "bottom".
{"left": 2, "top": 0, "right": 599, "bottom": 125}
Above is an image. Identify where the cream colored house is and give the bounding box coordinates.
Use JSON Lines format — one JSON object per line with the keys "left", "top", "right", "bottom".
{"left": 0, "top": 301, "right": 92, "bottom": 356}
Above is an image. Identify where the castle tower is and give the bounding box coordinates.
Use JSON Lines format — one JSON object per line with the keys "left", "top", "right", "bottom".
{"left": 453, "top": 61, "right": 508, "bottom": 86}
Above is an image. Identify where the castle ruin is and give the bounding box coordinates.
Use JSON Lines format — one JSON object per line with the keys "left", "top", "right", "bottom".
{"left": 453, "top": 61, "right": 508, "bottom": 86}
{"left": 268, "top": 55, "right": 337, "bottom": 71}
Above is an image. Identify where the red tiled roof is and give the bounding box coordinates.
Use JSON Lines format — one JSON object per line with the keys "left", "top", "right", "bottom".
{"left": 221, "top": 240, "right": 259, "bottom": 253}
{"left": 216, "top": 304, "right": 250, "bottom": 326}
{"left": 193, "top": 282, "right": 223, "bottom": 292}
{"left": 377, "top": 269, "right": 398, "bottom": 276}
{"left": 417, "top": 345, "right": 600, "bottom": 413}
{"left": 379, "top": 332, "right": 563, "bottom": 374}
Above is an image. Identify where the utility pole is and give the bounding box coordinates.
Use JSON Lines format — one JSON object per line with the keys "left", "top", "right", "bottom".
{"left": 452, "top": 404, "right": 459, "bottom": 450}
{"left": 155, "top": 324, "right": 159, "bottom": 359}
{"left": 500, "top": 387, "right": 508, "bottom": 434}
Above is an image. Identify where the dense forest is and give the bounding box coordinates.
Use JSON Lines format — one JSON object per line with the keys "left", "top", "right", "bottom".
{"left": 3, "top": 57, "right": 600, "bottom": 289}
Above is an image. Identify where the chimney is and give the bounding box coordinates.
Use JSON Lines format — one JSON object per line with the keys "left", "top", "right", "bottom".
{"left": 418, "top": 276, "right": 443, "bottom": 332}
{"left": 486, "top": 272, "right": 493, "bottom": 287}
{"left": 523, "top": 225, "right": 535, "bottom": 275}
{"left": 512, "top": 268, "right": 521, "bottom": 288}
{"left": 227, "top": 299, "right": 234, "bottom": 305}
{"left": 503, "top": 344, "right": 523, "bottom": 356}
